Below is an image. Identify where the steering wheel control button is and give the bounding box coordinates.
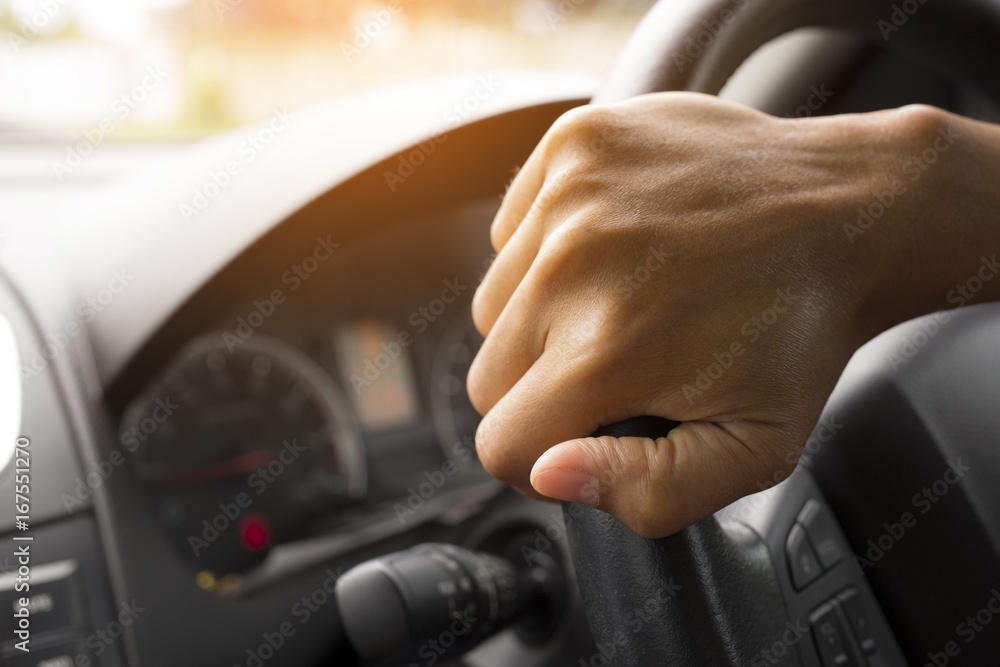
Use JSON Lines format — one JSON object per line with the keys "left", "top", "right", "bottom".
{"left": 838, "top": 588, "right": 878, "bottom": 654}
{"left": 810, "top": 603, "right": 858, "bottom": 667}
{"left": 13, "top": 578, "right": 84, "bottom": 638}
{"left": 0, "top": 560, "right": 87, "bottom": 642}
{"left": 786, "top": 524, "right": 822, "bottom": 590}
{"left": 798, "top": 500, "right": 845, "bottom": 569}
{"left": 2, "top": 635, "right": 89, "bottom": 667}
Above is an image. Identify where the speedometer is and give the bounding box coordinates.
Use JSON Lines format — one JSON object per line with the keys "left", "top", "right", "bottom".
{"left": 121, "top": 333, "right": 365, "bottom": 574}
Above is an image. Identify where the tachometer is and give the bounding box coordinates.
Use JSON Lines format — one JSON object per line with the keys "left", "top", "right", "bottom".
{"left": 121, "top": 333, "right": 365, "bottom": 574}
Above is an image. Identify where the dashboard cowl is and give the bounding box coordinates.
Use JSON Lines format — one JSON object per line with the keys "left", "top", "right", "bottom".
{"left": 70, "top": 72, "right": 594, "bottom": 393}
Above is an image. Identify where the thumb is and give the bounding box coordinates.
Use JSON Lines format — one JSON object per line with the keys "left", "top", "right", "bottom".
{"left": 529, "top": 421, "right": 794, "bottom": 538}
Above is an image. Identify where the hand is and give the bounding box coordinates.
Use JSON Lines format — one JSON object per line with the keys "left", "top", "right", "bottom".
{"left": 467, "top": 92, "right": 998, "bottom": 538}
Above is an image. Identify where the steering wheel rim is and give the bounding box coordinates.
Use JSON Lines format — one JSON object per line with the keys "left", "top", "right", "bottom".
{"left": 567, "top": 1, "right": 1000, "bottom": 665}
{"left": 595, "top": 0, "right": 1000, "bottom": 103}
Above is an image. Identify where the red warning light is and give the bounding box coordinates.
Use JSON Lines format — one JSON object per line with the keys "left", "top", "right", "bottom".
{"left": 239, "top": 514, "right": 272, "bottom": 551}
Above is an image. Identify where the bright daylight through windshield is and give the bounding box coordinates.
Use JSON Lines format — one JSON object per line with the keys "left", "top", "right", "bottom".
{"left": 1, "top": 0, "right": 653, "bottom": 141}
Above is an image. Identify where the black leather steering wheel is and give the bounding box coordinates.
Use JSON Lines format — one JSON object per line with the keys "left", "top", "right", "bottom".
{"left": 567, "top": 1, "right": 1000, "bottom": 665}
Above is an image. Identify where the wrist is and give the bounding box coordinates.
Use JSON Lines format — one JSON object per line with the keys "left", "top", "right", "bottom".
{"left": 839, "top": 105, "right": 1000, "bottom": 344}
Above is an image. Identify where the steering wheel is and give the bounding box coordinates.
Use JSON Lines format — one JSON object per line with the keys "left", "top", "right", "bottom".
{"left": 568, "top": 1, "right": 1000, "bottom": 665}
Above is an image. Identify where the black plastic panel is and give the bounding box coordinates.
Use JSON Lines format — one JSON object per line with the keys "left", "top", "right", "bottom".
{"left": 808, "top": 304, "right": 1000, "bottom": 666}
{"left": 0, "top": 516, "right": 127, "bottom": 666}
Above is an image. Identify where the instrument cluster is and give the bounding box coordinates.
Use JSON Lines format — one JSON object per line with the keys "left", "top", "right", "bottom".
{"left": 118, "top": 201, "right": 495, "bottom": 579}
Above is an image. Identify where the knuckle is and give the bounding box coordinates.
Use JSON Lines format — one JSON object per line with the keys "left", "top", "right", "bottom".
{"left": 895, "top": 102, "right": 945, "bottom": 127}
{"left": 465, "top": 357, "right": 491, "bottom": 416}
{"left": 546, "top": 104, "right": 618, "bottom": 155}
{"left": 539, "top": 161, "right": 599, "bottom": 205}
{"left": 469, "top": 288, "right": 492, "bottom": 338}
{"left": 889, "top": 103, "right": 948, "bottom": 147}
{"left": 488, "top": 219, "right": 505, "bottom": 252}
{"left": 536, "top": 210, "right": 602, "bottom": 270}
{"left": 549, "top": 208, "right": 596, "bottom": 246}
{"left": 524, "top": 160, "right": 608, "bottom": 243}
{"left": 547, "top": 105, "right": 589, "bottom": 139}
{"left": 475, "top": 426, "right": 516, "bottom": 484}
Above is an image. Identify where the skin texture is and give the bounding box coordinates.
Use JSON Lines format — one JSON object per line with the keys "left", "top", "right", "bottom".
{"left": 467, "top": 92, "right": 1000, "bottom": 538}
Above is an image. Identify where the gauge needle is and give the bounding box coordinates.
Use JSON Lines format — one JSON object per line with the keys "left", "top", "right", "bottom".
{"left": 163, "top": 449, "right": 274, "bottom": 488}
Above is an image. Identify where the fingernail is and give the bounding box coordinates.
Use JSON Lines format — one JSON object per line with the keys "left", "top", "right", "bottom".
{"left": 531, "top": 469, "right": 600, "bottom": 507}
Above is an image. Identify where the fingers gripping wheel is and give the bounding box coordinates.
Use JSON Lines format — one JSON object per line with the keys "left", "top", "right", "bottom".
{"left": 565, "top": 418, "right": 796, "bottom": 666}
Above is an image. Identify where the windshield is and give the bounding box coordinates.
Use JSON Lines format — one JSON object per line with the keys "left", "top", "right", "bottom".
{"left": 1, "top": 0, "right": 654, "bottom": 142}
